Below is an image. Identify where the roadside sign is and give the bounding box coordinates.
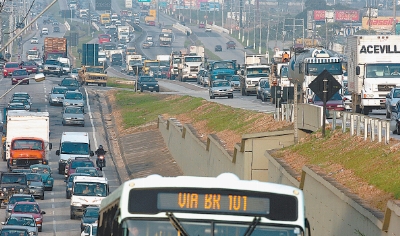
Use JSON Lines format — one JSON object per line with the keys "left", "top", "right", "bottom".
{"left": 308, "top": 69, "right": 342, "bottom": 102}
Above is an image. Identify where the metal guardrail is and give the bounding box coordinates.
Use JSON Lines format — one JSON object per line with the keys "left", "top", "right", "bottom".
{"left": 275, "top": 105, "right": 391, "bottom": 144}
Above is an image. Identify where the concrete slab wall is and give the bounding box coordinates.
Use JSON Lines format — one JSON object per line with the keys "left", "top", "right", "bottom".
{"left": 297, "top": 104, "right": 323, "bottom": 131}
{"left": 158, "top": 115, "right": 400, "bottom": 235}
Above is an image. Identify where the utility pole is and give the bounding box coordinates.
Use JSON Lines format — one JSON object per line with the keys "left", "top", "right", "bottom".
{"left": 259, "top": 9, "right": 262, "bottom": 54}
{"left": 189, "top": 0, "right": 192, "bottom": 23}
{"left": 253, "top": 5, "right": 256, "bottom": 50}
{"left": 393, "top": 0, "right": 396, "bottom": 34}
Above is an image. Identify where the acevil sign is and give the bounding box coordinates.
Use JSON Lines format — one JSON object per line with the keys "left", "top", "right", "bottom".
{"left": 360, "top": 45, "right": 400, "bottom": 54}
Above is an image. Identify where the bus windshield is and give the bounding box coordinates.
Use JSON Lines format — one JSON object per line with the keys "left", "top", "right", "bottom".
{"left": 306, "top": 62, "right": 342, "bottom": 76}
{"left": 122, "top": 219, "right": 302, "bottom": 236}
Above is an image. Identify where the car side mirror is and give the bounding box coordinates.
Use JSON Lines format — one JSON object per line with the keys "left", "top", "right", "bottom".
{"left": 386, "top": 93, "right": 390, "bottom": 98}
{"left": 41, "top": 211, "right": 46, "bottom": 214}
{"left": 49, "top": 143, "right": 52, "bottom": 150}
{"left": 356, "top": 66, "right": 360, "bottom": 75}
{"left": 1, "top": 222, "right": 4, "bottom": 225}
{"left": 90, "top": 151, "right": 94, "bottom": 156}
{"left": 56, "top": 150, "right": 60, "bottom": 156}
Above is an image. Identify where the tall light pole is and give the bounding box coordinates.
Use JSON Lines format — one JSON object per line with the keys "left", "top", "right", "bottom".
{"left": 258, "top": 9, "right": 262, "bottom": 54}
{"left": 253, "top": 5, "right": 256, "bottom": 50}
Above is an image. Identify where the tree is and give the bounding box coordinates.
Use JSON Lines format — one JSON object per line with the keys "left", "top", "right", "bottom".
{"left": 305, "top": 0, "right": 327, "bottom": 10}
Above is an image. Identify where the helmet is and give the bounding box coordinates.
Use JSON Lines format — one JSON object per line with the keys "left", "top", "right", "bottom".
{"left": 99, "top": 145, "right": 103, "bottom": 149}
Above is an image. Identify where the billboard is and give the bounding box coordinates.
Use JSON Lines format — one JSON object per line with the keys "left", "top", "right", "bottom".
{"left": 362, "top": 17, "right": 399, "bottom": 32}
{"left": 335, "top": 10, "right": 359, "bottom": 21}
{"left": 313, "top": 10, "right": 326, "bottom": 21}
{"left": 82, "top": 44, "right": 99, "bottom": 66}
{"left": 95, "top": 0, "right": 111, "bottom": 10}
{"left": 200, "top": 2, "right": 220, "bottom": 11}
{"left": 125, "top": 0, "right": 132, "bottom": 8}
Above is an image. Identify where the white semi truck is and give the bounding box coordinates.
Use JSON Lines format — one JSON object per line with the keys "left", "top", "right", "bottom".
{"left": 346, "top": 35, "right": 400, "bottom": 115}
{"left": 126, "top": 54, "right": 142, "bottom": 75}
{"left": 240, "top": 53, "right": 271, "bottom": 96}
{"left": 180, "top": 46, "right": 204, "bottom": 82}
{"left": 4, "top": 111, "right": 52, "bottom": 170}
{"left": 117, "top": 26, "right": 130, "bottom": 43}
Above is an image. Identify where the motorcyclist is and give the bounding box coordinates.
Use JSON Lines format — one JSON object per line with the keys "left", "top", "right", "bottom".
{"left": 95, "top": 145, "right": 107, "bottom": 169}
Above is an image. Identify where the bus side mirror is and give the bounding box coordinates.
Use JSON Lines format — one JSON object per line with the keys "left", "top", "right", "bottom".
{"left": 356, "top": 66, "right": 360, "bottom": 75}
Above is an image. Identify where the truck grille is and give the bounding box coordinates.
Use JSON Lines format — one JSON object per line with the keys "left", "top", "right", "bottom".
{"left": 378, "top": 84, "right": 395, "bottom": 91}
{"left": 15, "top": 159, "right": 40, "bottom": 167}
{"left": 190, "top": 67, "right": 198, "bottom": 72}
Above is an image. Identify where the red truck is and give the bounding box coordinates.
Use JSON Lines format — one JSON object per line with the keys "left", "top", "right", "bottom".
{"left": 43, "top": 37, "right": 67, "bottom": 61}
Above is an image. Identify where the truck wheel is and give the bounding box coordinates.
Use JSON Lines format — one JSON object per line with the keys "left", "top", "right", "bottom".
{"left": 40, "top": 193, "right": 44, "bottom": 200}
{"left": 70, "top": 211, "right": 75, "bottom": 220}
{"left": 397, "top": 125, "right": 400, "bottom": 135}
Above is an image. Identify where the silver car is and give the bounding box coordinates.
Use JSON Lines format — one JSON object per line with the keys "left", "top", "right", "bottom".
{"left": 49, "top": 86, "right": 68, "bottom": 106}
{"left": 26, "top": 173, "right": 44, "bottom": 200}
{"left": 209, "top": 79, "right": 233, "bottom": 99}
{"left": 62, "top": 106, "right": 85, "bottom": 127}
{"left": 70, "top": 68, "right": 80, "bottom": 80}
{"left": 63, "top": 91, "right": 84, "bottom": 111}
{"left": 2, "top": 214, "right": 39, "bottom": 236}
{"left": 11, "top": 92, "right": 31, "bottom": 103}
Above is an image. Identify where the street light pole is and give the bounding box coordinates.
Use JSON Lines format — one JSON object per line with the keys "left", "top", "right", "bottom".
{"left": 0, "top": 74, "right": 46, "bottom": 100}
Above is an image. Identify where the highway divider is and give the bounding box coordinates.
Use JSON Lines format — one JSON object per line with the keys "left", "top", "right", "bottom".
{"left": 64, "top": 21, "right": 70, "bottom": 31}
{"left": 209, "top": 24, "right": 229, "bottom": 34}
{"left": 173, "top": 23, "right": 192, "bottom": 35}
{"left": 92, "top": 22, "right": 99, "bottom": 31}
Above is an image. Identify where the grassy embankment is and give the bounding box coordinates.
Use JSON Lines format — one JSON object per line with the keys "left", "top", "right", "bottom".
{"left": 107, "top": 77, "right": 136, "bottom": 90}
{"left": 112, "top": 92, "right": 400, "bottom": 212}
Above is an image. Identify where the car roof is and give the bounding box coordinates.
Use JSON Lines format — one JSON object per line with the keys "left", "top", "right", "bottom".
{"left": 14, "top": 201, "right": 38, "bottom": 206}
{"left": 52, "top": 86, "right": 68, "bottom": 90}
{"left": 9, "top": 213, "right": 35, "bottom": 218}
{"left": 10, "top": 194, "right": 34, "bottom": 198}
{"left": 65, "top": 91, "right": 82, "bottom": 94}
{"left": 1, "top": 225, "right": 30, "bottom": 230}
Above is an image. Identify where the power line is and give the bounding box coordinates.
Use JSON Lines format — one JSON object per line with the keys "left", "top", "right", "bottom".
{"left": 3, "top": 0, "right": 36, "bottom": 34}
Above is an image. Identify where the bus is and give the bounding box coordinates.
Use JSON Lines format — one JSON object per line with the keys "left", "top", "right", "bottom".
{"left": 98, "top": 173, "right": 310, "bottom": 236}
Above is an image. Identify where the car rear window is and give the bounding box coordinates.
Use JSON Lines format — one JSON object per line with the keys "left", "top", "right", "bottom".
{"left": 5, "top": 63, "right": 19, "bottom": 68}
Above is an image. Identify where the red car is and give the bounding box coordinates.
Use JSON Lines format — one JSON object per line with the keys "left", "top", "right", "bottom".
{"left": 20, "top": 61, "right": 38, "bottom": 74}
{"left": 3, "top": 62, "right": 21, "bottom": 78}
{"left": 311, "top": 92, "right": 345, "bottom": 118}
{"left": 11, "top": 202, "right": 46, "bottom": 232}
{"left": 11, "top": 69, "right": 29, "bottom": 85}
{"left": 98, "top": 34, "right": 111, "bottom": 44}
{"left": 199, "top": 22, "right": 205, "bottom": 28}
{"left": 65, "top": 160, "right": 95, "bottom": 179}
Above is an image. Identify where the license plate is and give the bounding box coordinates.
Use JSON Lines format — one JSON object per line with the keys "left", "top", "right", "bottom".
{"left": 149, "top": 87, "right": 154, "bottom": 89}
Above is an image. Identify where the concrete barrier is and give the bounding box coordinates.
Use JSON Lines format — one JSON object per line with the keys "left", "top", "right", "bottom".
{"left": 64, "top": 21, "right": 70, "bottom": 31}
{"left": 92, "top": 22, "right": 99, "bottom": 31}
{"left": 210, "top": 24, "right": 229, "bottom": 34}
{"left": 158, "top": 115, "right": 400, "bottom": 235}
{"left": 173, "top": 23, "right": 192, "bottom": 35}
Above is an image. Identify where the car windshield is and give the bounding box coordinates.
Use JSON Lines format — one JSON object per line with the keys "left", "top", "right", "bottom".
{"left": 75, "top": 168, "right": 98, "bottom": 176}
{"left": 184, "top": 57, "right": 202, "bottom": 62}
{"left": 12, "top": 140, "right": 42, "bottom": 151}
{"left": 12, "top": 70, "right": 28, "bottom": 76}
{"left": 9, "top": 196, "right": 35, "bottom": 204}
{"left": 31, "top": 166, "right": 50, "bottom": 174}
{"left": 13, "top": 204, "right": 40, "bottom": 214}
{"left": 5, "top": 63, "right": 19, "bottom": 68}
{"left": 314, "top": 92, "right": 343, "bottom": 101}
{"left": 140, "top": 77, "right": 156, "bottom": 82}
{"left": 61, "top": 143, "right": 90, "bottom": 155}
{"left": 65, "top": 107, "right": 84, "bottom": 114}
{"left": 73, "top": 182, "right": 107, "bottom": 197}
{"left": 12, "top": 94, "right": 29, "bottom": 99}
{"left": 27, "top": 51, "right": 38, "bottom": 55}
{"left": 213, "top": 81, "right": 231, "bottom": 87}
{"left": 84, "top": 208, "right": 99, "bottom": 218}
{"left": 61, "top": 79, "right": 79, "bottom": 86}
{"left": 7, "top": 216, "right": 35, "bottom": 227}
{"left": 260, "top": 81, "right": 270, "bottom": 88}
{"left": 212, "top": 62, "right": 234, "bottom": 70}
{"left": 230, "top": 76, "right": 239, "bottom": 81}
{"left": 65, "top": 93, "right": 83, "bottom": 100}
{"left": 52, "top": 88, "right": 68, "bottom": 94}
{"left": 26, "top": 174, "right": 42, "bottom": 182}
{"left": 0, "top": 229, "right": 28, "bottom": 236}
{"left": 71, "top": 161, "right": 94, "bottom": 169}
{"left": 45, "top": 60, "right": 59, "bottom": 65}
{"left": 10, "top": 99, "right": 28, "bottom": 105}
{"left": 1, "top": 175, "right": 27, "bottom": 184}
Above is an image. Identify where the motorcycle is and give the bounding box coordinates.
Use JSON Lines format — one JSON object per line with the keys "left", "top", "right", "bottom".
{"left": 96, "top": 151, "right": 107, "bottom": 171}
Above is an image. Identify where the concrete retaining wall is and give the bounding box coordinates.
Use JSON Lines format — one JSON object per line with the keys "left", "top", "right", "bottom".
{"left": 158, "top": 115, "right": 400, "bottom": 235}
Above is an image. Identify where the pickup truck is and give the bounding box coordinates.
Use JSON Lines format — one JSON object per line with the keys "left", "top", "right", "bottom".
{"left": 385, "top": 87, "right": 400, "bottom": 118}
{"left": 0, "top": 173, "right": 30, "bottom": 205}
{"left": 226, "top": 41, "right": 236, "bottom": 50}
{"left": 43, "top": 59, "right": 62, "bottom": 77}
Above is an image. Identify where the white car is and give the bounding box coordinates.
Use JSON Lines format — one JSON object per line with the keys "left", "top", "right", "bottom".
{"left": 205, "top": 26, "right": 212, "bottom": 32}
{"left": 30, "top": 37, "right": 39, "bottom": 44}
{"left": 81, "top": 223, "right": 97, "bottom": 236}
{"left": 41, "top": 28, "right": 49, "bottom": 35}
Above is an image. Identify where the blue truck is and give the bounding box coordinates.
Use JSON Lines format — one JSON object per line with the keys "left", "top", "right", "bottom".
{"left": 207, "top": 60, "right": 239, "bottom": 82}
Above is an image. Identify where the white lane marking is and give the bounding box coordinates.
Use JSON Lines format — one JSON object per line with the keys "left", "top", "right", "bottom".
{"left": 51, "top": 198, "right": 54, "bottom": 202}
{"left": 53, "top": 219, "right": 57, "bottom": 234}
{"left": 85, "top": 87, "right": 98, "bottom": 148}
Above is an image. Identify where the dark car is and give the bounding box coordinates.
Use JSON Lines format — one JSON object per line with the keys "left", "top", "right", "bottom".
{"left": 65, "top": 159, "right": 95, "bottom": 179}
{"left": 53, "top": 26, "right": 60, "bottom": 32}
{"left": 137, "top": 76, "right": 159, "bottom": 92}
{"left": 0, "top": 226, "right": 30, "bottom": 236}
{"left": 0, "top": 173, "right": 30, "bottom": 206}
{"left": 59, "top": 77, "right": 80, "bottom": 91}
{"left": 312, "top": 92, "right": 345, "bottom": 118}
{"left": 215, "top": 45, "right": 222, "bottom": 52}
{"left": 80, "top": 206, "right": 99, "bottom": 231}
{"left": 111, "top": 53, "right": 123, "bottom": 66}
{"left": 226, "top": 41, "right": 236, "bottom": 49}
{"left": 11, "top": 69, "right": 29, "bottom": 85}
{"left": 20, "top": 61, "right": 38, "bottom": 74}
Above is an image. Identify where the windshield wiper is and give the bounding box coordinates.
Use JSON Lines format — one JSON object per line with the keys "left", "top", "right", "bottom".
{"left": 243, "top": 217, "right": 261, "bottom": 236}
{"left": 166, "top": 212, "right": 189, "bottom": 236}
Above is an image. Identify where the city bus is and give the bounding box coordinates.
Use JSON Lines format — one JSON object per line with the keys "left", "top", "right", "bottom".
{"left": 98, "top": 173, "right": 310, "bottom": 236}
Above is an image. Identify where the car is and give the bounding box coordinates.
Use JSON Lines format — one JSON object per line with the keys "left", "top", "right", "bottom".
{"left": 25, "top": 173, "right": 45, "bottom": 200}
{"left": 30, "top": 37, "right": 38, "bottom": 44}
{"left": 65, "top": 159, "right": 95, "bottom": 179}
{"left": 62, "top": 105, "right": 85, "bottom": 127}
{"left": 30, "top": 164, "right": 54, "bottom": 191}
{"left": 43, "top": 59, "right": 62, "bottom": 76}
{"left": 227, "top": 75, "right": 240, "bottom": 91}
{"left": 20, "top": 61, "right": 38, "bottom": 74}
{"left": 5, "top": 194, "right": 36, "bottom": 221}
{"left": 52, "top": 21, "right": 59, "bottom": 25}
{"left": 65, "top": 173, "right": 90, "bottom": 199}
{"left": 3, "top": 62, "right": 21, "bottom": 78}
{"left": 11, "top": 169, "right": 32, "bottom": 174}
{"left": 11, "top": 202, "right": 45, "bottom": 232}
{"left": 2, "top": 213, "right": 39, "bottom": 236}
{"left": 53, "top": 26, "right": 60, "bottom": 32}
{"left": 260, "top": 83, "right": 271, "bottom": 102}
{"left": 59, "top": 77, "right": 80, "bottom": 91}
{"left": 137, "top": 76, "right": 159, "bottom": 92}
{"left": 7, "top": 103, "right": 28, "bottom": 110}
{"left": 160, "top": 67, "right": 169, "bottom": 79}
{"left": 256, "top": 78, "right": 270, "bottom": 99}
{"left": 12, "top": 92, "right": 31, "bottom": 103}
{"left": 205, "top": 26, "right": 212, "bottom": 32}
{"left": 311, "top": 92, "right": 345, "bottom": 118}
{"left": 81, "top": 222, "right": 97, "bottom": 236}
{"left": 8, "top": 98, "right": 31, "bottom": 110}
{"left": 32, "top": 58, "right": 43, "bottom": 67}
{"left": 199, "top": 22, "right": 205, "bottom": 28}
{"left": 142, "top": 42, "right": 151, "bottom": 49}
{"left": 75, "top": 167, "right": 101, "bottom": 177}
{"left": 197, "top": 69, "right": 206, "bottom": 84}
{"left": 80, "top": 206, "right": 99, "bottom": 231}
{"left": 63, "top": 91, "right": 84, "bottom": 111}
{"left": 11, "top": 69, "right": 29, "bottom": 85}
{"left": 342, "top": 87, "right": 352, "bottom": 111}
{"left": 226, "top": 40, "right": 236, "bottom": 49}
{"left": 385, "top": 87, "right": 400, "bottom": 118}
{"left": 209, "top": 79, "right": 234, "bottom": 99}
{"left": 0, "top": 225, "right": 30, "bottom": 236}
{"left": 215, "top": 45, "right": 222, "bottom": 52}
{"left": 49, "top": 86, "right": 68, "bottom": 106}
{"left": 41, "top": 28, "right": 49, "bottom": 35}
{"left": 70, "top": 68, "right": 80, "bottom": 80}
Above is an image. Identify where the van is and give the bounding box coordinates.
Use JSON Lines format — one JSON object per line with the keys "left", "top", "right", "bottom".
{"left": 55, "top": 132, "right": 94, "bottom": 174}
{"left": 57, "top": 57, "right": 71, "bottom": 75}
{"left": 41, "top": 28, "right": 49, "bottom": 35}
